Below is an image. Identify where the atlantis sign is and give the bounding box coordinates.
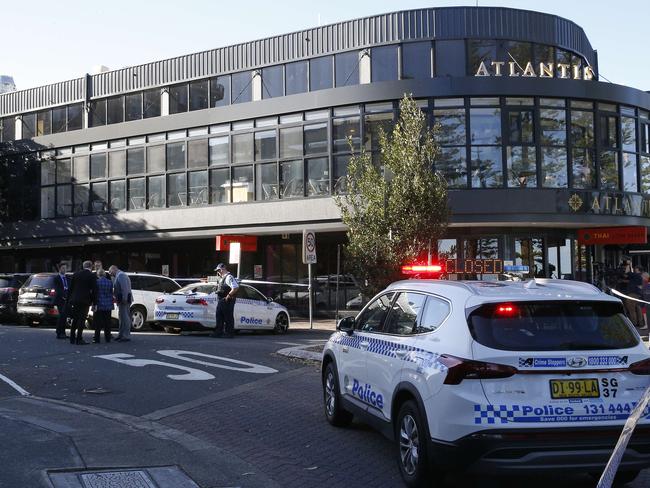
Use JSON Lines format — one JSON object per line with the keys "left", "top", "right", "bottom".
{"left": 475, "top": 60, "right": 595, "bottom": 80}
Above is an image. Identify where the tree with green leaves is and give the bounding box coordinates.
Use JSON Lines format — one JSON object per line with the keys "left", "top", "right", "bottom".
{"left": 336, "top": 95, "right": 450, "bottom": 297}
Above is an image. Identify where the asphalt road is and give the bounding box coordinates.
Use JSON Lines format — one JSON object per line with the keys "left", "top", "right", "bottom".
{"left": 0, "top": 323, "right": 648, "bottom": 488}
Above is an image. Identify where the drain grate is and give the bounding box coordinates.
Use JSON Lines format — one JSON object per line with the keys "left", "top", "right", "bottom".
{"left": 49, "top": 466, "right": 200, "bottom": 488}
{"left": 81, "top": 470, "right": 155, "bottom": 488}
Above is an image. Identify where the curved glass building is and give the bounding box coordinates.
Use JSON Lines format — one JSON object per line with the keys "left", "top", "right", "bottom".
{"left": 0, "top": 6, "right": 647, "bottom": 291}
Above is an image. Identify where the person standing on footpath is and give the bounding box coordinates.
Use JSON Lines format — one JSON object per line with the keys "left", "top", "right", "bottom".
{"left": 93, "top": 268, "right": 114, "bottom": 343}
{"left": 109, "top": 265, "right": 132, "bottom": 342}
{"left": 68, "top": 261, "right": 97, "bottom": 345}
{"left": 54, "top": 263, "right": 70, "bottom": 339}
{"left": 211, "top": 263, "right": 239, "bottom": 338}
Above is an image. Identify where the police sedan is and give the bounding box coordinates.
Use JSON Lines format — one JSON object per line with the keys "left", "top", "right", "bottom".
{"left": 154, "top": 282, "right": 290, "bottom": 334}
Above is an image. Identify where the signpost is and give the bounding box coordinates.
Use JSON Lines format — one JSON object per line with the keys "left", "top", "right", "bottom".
{"left": 302, "top": 230, "right": 317, "bottom": 329}
{"left": 229, "top": 242, "right": 241, "bottom": 279}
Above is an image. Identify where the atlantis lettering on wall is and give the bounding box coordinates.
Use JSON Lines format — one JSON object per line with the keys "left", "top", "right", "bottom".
{"left": 475, "top": 60, "right": 595, "bottom": 80}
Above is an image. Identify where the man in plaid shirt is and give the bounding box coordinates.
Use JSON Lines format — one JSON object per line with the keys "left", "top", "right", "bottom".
{"left": 93, "top": 268, "right": 114, "bottom": 343}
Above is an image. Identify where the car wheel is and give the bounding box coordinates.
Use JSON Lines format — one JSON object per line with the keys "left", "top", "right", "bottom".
{"left": 323, "top": 362, "right": 353, "bottom": 427}
{"left": 396, "top": 400, "right": 435, "bottom": 488}
{"left": 130, "top": 306, "right": 147, "bottom": 331}
{"left": 273, "top": 313, "right": 289, "bottom": 334}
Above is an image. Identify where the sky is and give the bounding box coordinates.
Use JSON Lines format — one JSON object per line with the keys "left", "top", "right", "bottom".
{"left": 2, "top": 0, "right": 649, "bottom": 91}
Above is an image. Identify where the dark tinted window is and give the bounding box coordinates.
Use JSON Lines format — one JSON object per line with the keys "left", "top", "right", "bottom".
{"left": 232, "top": 71, "right": 252, "bottom": 104}
{"left": 402, "top": 42, "right": 431, "bottom": 79}
{"left": 24, "top": 274, "right": 57, "bottom": 288}
{"left": 189, "top": 80, "right": 209, "bottom": 111}
{"left": 384, "top": 292, "right": 427, "bottom": 335}
{"left": 90, "top": 99, "right": 107, "bottom": 127}
{"left": 262, "top": 66, "right": 283, "bottom": 99}
{"left": 22, "top": 113, "right": 36, "bottom": 139}
{"left": 371, "top": 45, "right": 398, "bottom": 82}
{"left": 310, "top": 56, "right": 333, "bottom": 91}
{"left": 355, "top": 292, "right": 394, "bottom": 332}
{"left": 125, "top": 92, "right": 143, "bottom": 121}
{"left": 143, "top": 89, "right": 161, "bottom": 118}
{"left": 169, "top": 84, "right": 188, "bottom": 114}
{"left": 285, "top": 61, "right": 308, "bottom": 95}
{"left": 107, "top": 96, "right": 124, "bottom": 124}
{"left": 210, "top": 76, "right": 230, "bottom": 107}
{"left": 468, "top": 301, "right": 638, "bottom": 351}
{"left": 335, "top": 51, "right": 359, "bottom": 87}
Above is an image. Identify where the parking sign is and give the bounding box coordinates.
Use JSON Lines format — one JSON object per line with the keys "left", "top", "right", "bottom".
{"left": 302, "top": 230, "right": 317, "bottom": 264}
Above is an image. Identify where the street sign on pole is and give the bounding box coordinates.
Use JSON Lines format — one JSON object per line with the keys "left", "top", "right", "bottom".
{"left": 302, "top": 230, "right": 317, "bottom": 264}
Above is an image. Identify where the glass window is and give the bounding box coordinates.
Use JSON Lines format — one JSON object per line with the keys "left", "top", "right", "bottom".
{"left": 540, "top": 108, "right": 566, "bottom": 145}
{"left": 167, "top": 172, "right": 187, "bottom": 207}
{"left": 73, "top": 184, "right": 90, "bottom": 216}
{"left": 280, "top": 159, "right": 304, "bottom": 198}
{"left": 166, "top": 142, "right": 185, "bottom": 171}
{"left": 333, "top": 116, "right": 361, "bottom": 152}
{"left": 435, "top": 147, "right": 467, "bottom": 188}
{"left": 128, "top": 178, "right": 145, "bottom": 210}
{"left": 622, "top": 117, "right": 637, "bottom": 152}
{"left": 210, "top": 76, "right": 230, "bottom": 107}
{"left": 622, "top": 152, "right": 638, "bottom": 192}
{"left": 417, "top": 296, "right": 451, "bottom": 333}
{"left": 572, "top": 147, "right": 596, "bottom": 189}
{"left": 600, "top": 151, "right": 619, "bottom": 190}
{"left": 540, "top": 147, "right": 567, "bottom": 188}
{"left": 333, "top": 154, "right": 351, "bottom": 194}
{"left": 188, "top": 170, "right": 208, "bottom": 206}
{"left": 67, "top": 104, "right": 83, "bottom": 131}
{"left": 169, "top": 83, "right": 188, "bottom": 114}
{"left": 304, "top": 123, "right": 328, "bottom": 155}
{"left": 210, "top": 167, "right": 230, "bottom": 203}
{"left": 641, "top": 156, "right": 650, "bottom": 193}
{"left": 128, "top": 147, "right": 145, "bottom": 175}
{"left": 571, "top": 110, "right": 594, "bottom": 147}
{"left": 471, "top": 97, "right": 499, "bottom": 106}
{"left": 188, "top": 139, "right": 208, "bottom": 169}
{"left": 109, "top": 180, "right": 126, "bottom": 212}
{"left": 250, "top": 129, "right": 276, "bottom": 162}
{"left": 285, "top": 61, "right": 308, "bottom": 95}
{"left": 41, "top": 187, "right": 55, "bottom": 219}
{"left": 52, "top": 107, "right": 67, "bottom": 133}
{"left": 364, "top": 112, "right": 393, "bottom": 151}
{"left": 371, "top": 45, "right": 398, "bottom": 82}
{"left": 73, "top": 156, "right": 89, "bottom": 182}
{"left": 468, "top": 40, "right": 497, "bottom": 75}
{"left": 189, "top": 79, "right": 209, "bottom": 111}
{"left": 107, "top": 96, "right": 124, "bottom": 124}
{"left": 90, "top": 99, "right": 107, "bottom": 127}
{"left": 310, "top": 56, "right": 333, "bottom": 91}
{"left": 640, "top": 121, "right": 650, "bottom": 154}
{"left": 257, "top": 163, "right": 278, "bottom": 200}
{"left": 506, "top": 146, "right": 537, "bottom": 188}
{"left": 470, "top": 108, "right": 501, "bottom": 145}
{"left": 599, "top": 114, "right": 619, "bottom": 149}
{"left": 232, "top": 133, "right": 254, "bottom": 163}
{"left": 232, "top": 71, "right": 252, "bottom": 104}
{"left": 106, "top": 151, "right": 125, "bottom": 179}
{"left": 231, "top": 165, "right": 254, "bottom": 202}
{"left": 147, "top": 175, "right": 165, "bottom": 209}
{"left": 355, "top": 293, "right": 394, "bottom": 332}
{"left": 335, "top": 51, "right": 359, "bottom": 87}
{"left": 125, "top": 92, "right": 142, "bottom": 121}
{"left": 262, "top": 65, "right": 283, "bottom": 99}
{"left": 143, "top": 88, "right": 161, "bottom": 118}
{"left": 22, "top": 113, "right": 36, "bottom": 139}
{"left": 90, "top": 153, "right": 107, "bottom": 180}
{"left": 41, "top": 160, "right": 56, "bottom": 185}
{"left": 56, "top": 185, "right": 72, "bottom": 217}
{"left": 280, "top": 126, "right": 303, "bottom": 158}
{"left": 434, "top": 108, "right": 465, "bottom": 146}
{"left": 507, "top": 109, "right": 534, "bottom": 145}
{"left": 209, "top": 136, "right": 229, "bottom": 165}
{"left": 402, "top": 42, "right": 431, "bottom": 79}
{"left": 57, "top": 158, "right": 72, "bottom": 184}
{"left": 146, "top": 145, "right": 165, "bottom": 173}
{"left": 306, "top": 157, "right": 330, "bottom": 196}
{"left": 384, "top": 292, "right": 427, "bottom": 335}
{"left": 470, "top": 146, "right": 503, "bottom": 188}
{"left": 1, "top": 117, "right": 15, "bottom": 142}
{"left": 90, "top": 182, "right": 107, "bottom": 214}
{"left": 36, "top": 110, "right": 51, "bottom": 136}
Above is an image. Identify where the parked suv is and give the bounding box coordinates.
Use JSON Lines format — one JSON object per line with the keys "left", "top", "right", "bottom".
{"left": 0, "top": 273, "right": 31, "bottom": 322}
{"left": 16, "top": 273, "right": 64, "bottom": 326}
{"left": 322, "top": 279, "right": 650, "bottom": 487}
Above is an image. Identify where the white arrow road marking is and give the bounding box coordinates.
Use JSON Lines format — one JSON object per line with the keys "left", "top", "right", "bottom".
{"left": 93, "top": 353, "right": 215, "bottom": 381}
{"left": 156, "top": 350, "right": 278, "bottom": 374}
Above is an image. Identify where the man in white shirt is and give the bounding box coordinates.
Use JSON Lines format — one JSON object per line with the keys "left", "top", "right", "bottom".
{"left": 211, "top": 263, "right": 239, "bottom": 338}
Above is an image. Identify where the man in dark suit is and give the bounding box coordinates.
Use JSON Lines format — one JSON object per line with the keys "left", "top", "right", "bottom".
{"left": 67, "top": 260, "right": 97, "bottom": 345}
{"left": 54, "top": 263, "right": 70, "bottom": 339}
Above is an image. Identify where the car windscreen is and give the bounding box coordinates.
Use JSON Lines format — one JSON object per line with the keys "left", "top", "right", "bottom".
{"left": 24, "top": 275, "right": 56, "bottom": 289}
{"left": 175, "top": 283, "right": 215, "bottom": 294}
{"left": 467, "top": 301, "right": 639, "bottom": 351}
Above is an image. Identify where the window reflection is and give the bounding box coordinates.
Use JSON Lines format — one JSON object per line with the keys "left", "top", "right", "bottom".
{"left": 210, "top": 168, "right": 230, "bottom": 204}
{"left": 435, "top": 147, "right": 467, "bottom": 188}
{"left": 599, "top": 151, "right": 619, "bottom": 190}
{"left": 507, "top": 146, "right": 537, "bottom": 188}
{"left": 306, "top": 157, "right": 330, "bottom": 196}
{"left": 540, "top": 147, "right": 567, "bottom": 188}
{"left": 232, "top": 165, "right": 254, "bottom": 202}
{"left": 470, "top": 146, "right": 502, "bottom": 188}
{"left": 470, "top": 108, "right": 501, "bottom": 145}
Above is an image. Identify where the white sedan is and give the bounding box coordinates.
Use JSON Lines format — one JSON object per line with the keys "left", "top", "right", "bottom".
{"left": 154, "top": 282, "right": 290, "bottom": 334}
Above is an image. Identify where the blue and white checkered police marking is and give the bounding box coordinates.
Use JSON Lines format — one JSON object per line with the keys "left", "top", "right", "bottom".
{"left": 474, "top": 404, "right": 521, "bottom": 424}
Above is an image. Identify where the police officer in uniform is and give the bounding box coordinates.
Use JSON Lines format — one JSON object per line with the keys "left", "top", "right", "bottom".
{"left": 211, "top": 263, "right": 239, "bottom": 338}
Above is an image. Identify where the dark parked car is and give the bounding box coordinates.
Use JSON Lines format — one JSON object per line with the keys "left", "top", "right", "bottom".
{"left": 16, "top": 273, "right": 67, "bottom": 326}
{"left": 0, "top": 273, "right": 31, "bottom": 322}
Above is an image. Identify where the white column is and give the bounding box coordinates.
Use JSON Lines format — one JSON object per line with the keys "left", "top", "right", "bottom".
{"left": 83, "top": 104, "right": 90, "bottom": 129}
{"left": 252, "top": 71, "right": 262, "bottom": 101}
{"left": 359, "top": 49, "right": 371, "bottom": 84}
{"left": 161, "top": 88, "right": 170, "bottom": 116}
{"left": 14, "top": 115, "right": 22, "bottom": 140}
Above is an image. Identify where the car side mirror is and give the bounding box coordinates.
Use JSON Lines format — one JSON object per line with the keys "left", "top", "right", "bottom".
{"left": 337, "top": 316, "right": 355, "bottom": 336}
{"left": 266, "top": 297, "right": 273, "bottom": 303}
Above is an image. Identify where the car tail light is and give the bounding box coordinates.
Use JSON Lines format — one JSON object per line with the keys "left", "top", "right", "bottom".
{"left": 495, "top": 303, "right": 518, "bottom": 315}
{"left": 629, "top": 358, "right": 650, "bottom": 375}
{"left": 401, "top": 264, "right": 443, "bottom": 274}
{"left": 47, "top": 307, "right": 59, "bottom": 316}
{"left": 155, "top": 297, "right": 165, "bottom": 304}
{"left": 186, "top": 298, "right": 208, "bottom": 306}
{"left": 48, "top": 288, "right": 57, "bottom": 297}
{"left": 438, "top": 354, "right": 518, "bottom": 385}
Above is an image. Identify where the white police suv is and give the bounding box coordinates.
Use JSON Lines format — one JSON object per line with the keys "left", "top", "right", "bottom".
{"left": 321, "top": 279, "right": 650, "bottom": 487}
{"left": 154, "top": 281, "right": 290, "bottom": 334}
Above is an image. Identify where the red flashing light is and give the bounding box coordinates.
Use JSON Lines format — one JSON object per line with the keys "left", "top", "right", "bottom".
{"left": 496, "top": 304, "right": 517, "bottom": 315}
{"left": 401, "top": 264, "right": 443, "bottom": 275}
